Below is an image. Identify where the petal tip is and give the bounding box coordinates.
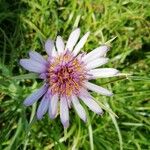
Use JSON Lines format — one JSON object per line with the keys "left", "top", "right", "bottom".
{"left": 23, "top": 102, "right": 28, "bottom": 106}
{"left": 98, "top": 110, "right": 103, "bottom": 115}
{"left": 109, "top": 92, "right": 113, "bottom": 96}
{"left": 23, "top": 100, "right": 30, "bottom": 106}
{"left": 49, "top": 113, "right": 56, "bottom": 120}
{"left": 19, "top": 59, "right": 24, "bottom": 66}
{"left": 62, "top": 120, "right": 69, "bottom": 128}
{"left": 86, "top": 31, "right": 90, "bottom": 37}
{"left": 37, "top": 114, "right": 43, "bottom": 120}
{"left": 76, "top": 27, "right": 80, "bottom": 30}
{"left": 28, "top": 51, "right": 33, "bottom": 55}
{"left": 115, "top": 71, "right": 120, "bottom": 75}
{"left": 83, "top": 117, "right": 87, "bottom": 123}
{"left": 50, "top": 116, "right": 55, "bottom": 120}
{"left": 100, "top": 45, "right": 110, "bottom": 53}
{"left": 74, "top": 28, "right": 80, "bottom": 33}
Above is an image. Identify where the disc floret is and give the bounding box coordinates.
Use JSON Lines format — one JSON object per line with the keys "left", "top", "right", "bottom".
{"left": 48, "top": 51, "right": 87, "bottom": 97}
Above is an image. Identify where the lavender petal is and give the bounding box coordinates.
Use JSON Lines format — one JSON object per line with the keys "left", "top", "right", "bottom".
{"left": 45, "top": 39, "right": 54, "bottom": 56}
{"left": 60, "top": 97, "right": 69, "bottom": 128}
{"left": 37, "top": 91, "right": 51, "bottom": 120}
{"left": 79, "top": 89, "right": 103, "bottom": 115}
{"left": 49, "top": 93, "right": 59, "bottom": 119}
{"left": 23, "top": 84, "right": 48, "bottom": 106}
{"left": 29, "top": 51, "right": 48, "bottom": 65}
{"left": 71, "top": 95, "right": 86, "bottom": 122}
{"left": 20, "top": 59, "right": 47, "bottom": 73}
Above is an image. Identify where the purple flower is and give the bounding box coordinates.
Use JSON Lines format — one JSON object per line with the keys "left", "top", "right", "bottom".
{"left": 20, "top": 28, "right": 119, "bottom": 128}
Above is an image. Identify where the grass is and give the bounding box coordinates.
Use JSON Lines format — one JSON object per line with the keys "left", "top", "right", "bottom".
{"left": 0, "top": 0, "right": 150, "bottom": 149}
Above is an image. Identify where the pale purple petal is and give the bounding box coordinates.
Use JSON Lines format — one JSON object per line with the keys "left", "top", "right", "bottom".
{"left": 85, "top": 58, "right": 109, "bottom": 70}
{"left": 84, "top": 81, "right": 113, "bottom": 96}
{"left": 60, "top": 97, "right": 69, "bottom": 128}
{"left": 20, "top": 59, "right": 47, "bottom": 73}
{"left": 52, "top": 45, "right": 58, "bottom": 57}
{"left": 45, "top": 39, "right": 57, "bottom": 56}
{"left": 49, "top": 93, "right": 59, "bottom": 119}
{"left": 79, "top": 90, "right": 103, "bottom": 114}
{"left": 71, "top": 95, "right": 86, "bottom": 122}
{"left": 88, "top": 68, "right": 119, "bottom": 79}
{"left": 29, "top": 51, "right": 48, "bottom": 65}
{"left": 73, "top": 32, "right": 90, "bottom": 55}
{"left": 39, "top": 73, "right": 48, "bottom": 79}
{"left": 56, "top": 36, "right": 65, "bottom": 54}
{"left": 65, "top": 28, "right": 80, "bottom": 51}
{"left": 23, "top": 84, "right": 48, "bottom": 106}
{"left": 82, "top": 45, "right": 109, "bottom": 63}
{"left": 67, "top": 97, "right": 72, "bottom": 108}
{"left": 37, "top": 91, "right": 50, "bottom": 120}
{"left": 52, "top": 47, "right": 57, "bottom": 57}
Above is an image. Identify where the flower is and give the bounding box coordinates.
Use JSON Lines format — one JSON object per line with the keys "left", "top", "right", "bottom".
{"left": 20, "top": 28, "right": 119, "bottom": 128}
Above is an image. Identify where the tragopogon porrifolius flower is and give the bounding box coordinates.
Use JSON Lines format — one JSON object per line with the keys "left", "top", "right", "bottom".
{"left": 20, "top": 28, "right": 119, "bottom": 128}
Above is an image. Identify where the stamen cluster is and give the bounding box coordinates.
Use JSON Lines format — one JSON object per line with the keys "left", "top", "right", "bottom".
{"left": 48, "top": 51, "right": 87, "bottom": 97}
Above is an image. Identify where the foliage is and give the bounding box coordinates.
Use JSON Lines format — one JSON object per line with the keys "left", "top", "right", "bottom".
{"left": 0, "top": 0, "right": 150, "bottom": 149}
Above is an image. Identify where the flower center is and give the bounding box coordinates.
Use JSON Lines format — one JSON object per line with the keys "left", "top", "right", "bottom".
{"left": 48, "top": 51, "right": 87, "bottom": 97}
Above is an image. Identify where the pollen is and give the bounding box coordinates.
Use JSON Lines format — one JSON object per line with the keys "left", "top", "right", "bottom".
{"left": 48, "top": 51, "right": 87, "bottom": 97}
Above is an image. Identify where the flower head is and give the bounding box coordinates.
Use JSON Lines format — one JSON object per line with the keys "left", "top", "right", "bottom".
{"left": 20, "top": 28, "right": 119, "bottom": 128}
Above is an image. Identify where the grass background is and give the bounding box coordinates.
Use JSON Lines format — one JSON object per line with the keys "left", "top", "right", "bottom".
{"left": 0, "top": 0, "right": 150, "bottom": 149}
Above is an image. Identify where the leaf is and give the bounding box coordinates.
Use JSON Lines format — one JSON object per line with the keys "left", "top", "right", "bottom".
{"left": 11, "top": 73, "right": 38, "bottom": 80}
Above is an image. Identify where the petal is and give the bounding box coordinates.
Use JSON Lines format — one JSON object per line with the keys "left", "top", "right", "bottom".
{"left": 60, "top": 97, "right": 69, "bottom": 128}
{"left": 65, "top": 28, "right": 80, "bottom": 51}
{"left": 37, "top": 91, "right": 50, "bottom": 120}
{"left": 67, "top": 97, "right": 72, "bottom": 108}
{"left": 20, "top": 59, "right": 47, "bottom": 73}
{"left": 85, "top": 58, "right": 109, "bottom": 70}
{"left": 73, "top": 32, "right": 90, "bottom": 56}
{"left": 52, "top": 46, "right": 57, "bottom": 57}
{"left": 71, "top": 95, "right": 86, "bottom": 122}
{"left": 79, "top": 90, "right": 103, "bottom": 114}
{"left": 29, "top": 51, "right": 47, "bottom": 65}
{"left": 23, "top": 84, "right": 48, "bottom": 106}
{"left": 56, "top": 36, "right": 65, "bottom": 54}
{"left": 39, "top": 73, "right": 48, "bottom": 79}
{"left": 88, "top": 68, "right": 119, "bottom": 79}
{"left": 84, "top": 81, "right": 113, "bottom": 96}
{"left": 82, "top": 45, "right": 109, "bottom": 63}
{"left": 49, "top": 93, "right": 59, "bottom": 119}
{"left": 45, "top": 39, "right": 57, "bottom": 57}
